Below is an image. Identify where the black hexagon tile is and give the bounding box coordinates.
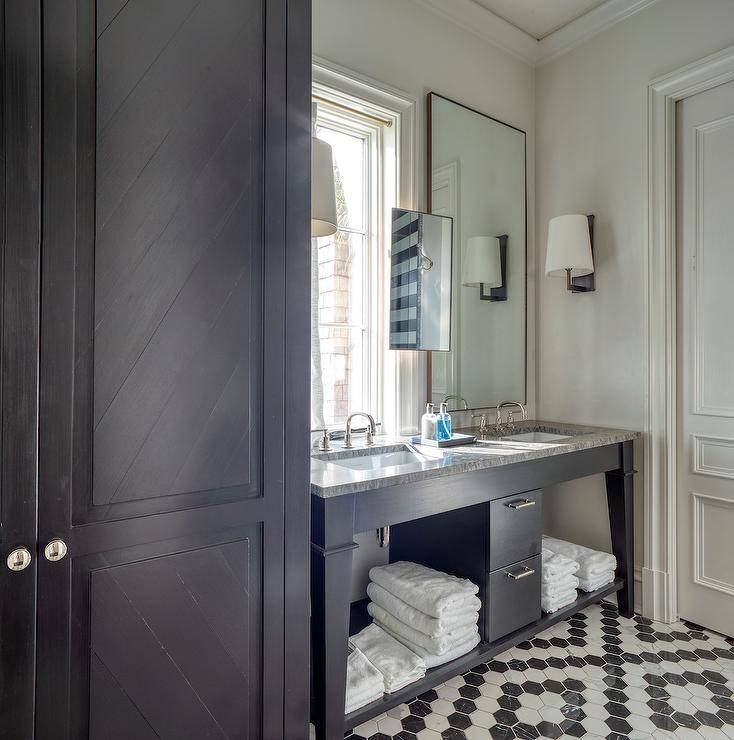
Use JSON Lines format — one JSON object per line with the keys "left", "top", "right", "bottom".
{"left": 340, "top": 602, "right": 734, "bottom": 740}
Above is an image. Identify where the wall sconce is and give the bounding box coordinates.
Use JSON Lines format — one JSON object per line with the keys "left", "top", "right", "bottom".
{"left": 311, "top": 104, "right": 337, "bottom": 238}
{"left": 462, "top": 235, "right": 507, "bottom": 301}
{"left": 545, "top": 214, "right": 595, "bottom": 292}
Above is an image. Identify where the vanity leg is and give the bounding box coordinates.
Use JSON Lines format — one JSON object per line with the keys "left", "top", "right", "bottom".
{"left": 311, "top": 496, "right": 358, "bottom": 740}
{"left": 605, "top": 440, "right": 636, "bottom": 618}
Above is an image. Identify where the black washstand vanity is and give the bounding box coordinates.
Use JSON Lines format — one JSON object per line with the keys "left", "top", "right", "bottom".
{"left": 310, "top": 421, "right": 639, "bottom": 739}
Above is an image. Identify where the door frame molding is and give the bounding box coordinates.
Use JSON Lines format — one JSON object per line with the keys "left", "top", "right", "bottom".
{"left": 645, "top": 43, "right": 734, "bottom": 623}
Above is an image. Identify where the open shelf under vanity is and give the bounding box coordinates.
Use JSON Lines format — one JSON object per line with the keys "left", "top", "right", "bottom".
{"left": 344, "top": 578, "right": 623, "bottom": 729}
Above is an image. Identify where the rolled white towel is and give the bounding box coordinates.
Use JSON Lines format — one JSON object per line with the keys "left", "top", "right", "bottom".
{"left": 368, "top": 602, "right": 478, "bottom": 656}
{"left": 577, "top": 571, "right": 615, "bottom": 593}
{"left": 541, "top": 548, "right": 580, "bottom": 582}
{"left": 541, "top": 588, "right": 578, "bottom": 614}
{"left": 541, "top": 574, "right": 579, "bottom": 598}
{"left": 350, "top": 623, "right": 426, "bottom": 694}
{"left": 345, "top": 646, "right": 384, "bottom": 714}
{"left": 369, "top": 561, "right": 478, "bottom": 618}
{"left": 542, "top": 536, "right": 616, "bottom": 581}
{"left": 378, "top": 622, "right": 482, "bottom": 668}
{"left": 367, "top": 582, "right": 480, "bottom": 638}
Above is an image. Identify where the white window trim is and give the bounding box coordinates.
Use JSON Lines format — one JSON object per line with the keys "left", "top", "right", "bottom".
{"left": 313, "top": 58, "right": 420, "bottom": 435}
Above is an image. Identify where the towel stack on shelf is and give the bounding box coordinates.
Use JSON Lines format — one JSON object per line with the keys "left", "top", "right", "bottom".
{"left": 366, "top": 561, "right": 481, "bottom": 668}
{"left": 543, "top": 536, "right": 617, "bottom": 592}
{"left": 350, "top": 623, "right": 426, "bottom": 695}
{"left": 541, "top": 548, "right": 580, "bottom": 613}
{"left": 345, "top": 645, "right": 383, "bottom": 715}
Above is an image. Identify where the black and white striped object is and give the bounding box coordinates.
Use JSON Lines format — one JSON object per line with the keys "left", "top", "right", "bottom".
{"left": 390, "top": 209, "right": 422, "bottom": 349}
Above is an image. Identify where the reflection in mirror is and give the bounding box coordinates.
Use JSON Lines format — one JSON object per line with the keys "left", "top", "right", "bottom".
{"left": 389, "top": 208, "right": 453, "bottom": 351}
{"left": 428, "top": 93, "right": 526, "bottom": 409}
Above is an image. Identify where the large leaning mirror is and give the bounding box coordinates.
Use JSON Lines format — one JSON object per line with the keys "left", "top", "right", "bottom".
{"left": 427, "top": 92, "right": 527, "bottom": 409}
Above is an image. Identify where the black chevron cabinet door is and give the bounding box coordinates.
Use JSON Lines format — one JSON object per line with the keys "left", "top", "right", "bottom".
{"left": 27, "top": 0, "right": 311, "bottom": 738}
{"left": 0, "top": 2, "right": 42, "bottom": 738}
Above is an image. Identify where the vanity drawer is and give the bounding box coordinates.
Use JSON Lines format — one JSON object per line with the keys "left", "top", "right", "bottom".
{"left": 489, "top": 490, "right": 542, "bottom": 570}
{"left": 486, "top": 554, "right": 541, "bottom": 642}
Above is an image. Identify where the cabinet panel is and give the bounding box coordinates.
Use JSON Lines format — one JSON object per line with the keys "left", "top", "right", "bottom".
{"left": 487, "top": 554, "right": 541, "bottom": 642}
{"left": 489, "top": 490, "right": 542, "bottom": 570}
{"left": 89, "top": 537, "right": 260, "bottom": 739}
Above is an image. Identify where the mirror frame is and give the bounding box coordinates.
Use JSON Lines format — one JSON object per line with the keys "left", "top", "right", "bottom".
{"left": 425, "top": 92, "right": 528, "bottom": 410}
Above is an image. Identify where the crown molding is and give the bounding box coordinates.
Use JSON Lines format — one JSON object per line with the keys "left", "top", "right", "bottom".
{"left": 537, "top": 0, "right": 661, "bottom": 64}
{"left": 410, "top": 0, "right": 539, "bottom": 65}
{"left": 411, "top": 0, "right": 663, "bottom": 67}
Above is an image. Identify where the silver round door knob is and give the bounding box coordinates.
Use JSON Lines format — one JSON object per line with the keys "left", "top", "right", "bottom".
{"left": 7, "top": 547, "right": 32, "bottom": 572}
{"left": 44, "top": 539, "right": 68, "bottom": 562}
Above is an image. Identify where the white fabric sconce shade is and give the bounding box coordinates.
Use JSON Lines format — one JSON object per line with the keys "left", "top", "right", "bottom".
{"left": 545, "top": 214, "right": 593, "bottom": 277}
{"left": 311, "top": 136, "right": 337, "bottom": 238}
{"left": 462, "top": 236, "right": 502, "bottom": 288}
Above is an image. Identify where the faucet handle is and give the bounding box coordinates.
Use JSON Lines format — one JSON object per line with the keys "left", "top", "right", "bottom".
{"left": 471, "top": 413, "right": 487, "bottom": 433}
{"left": 311, "top": 428, "right": 332, "bottom": 451}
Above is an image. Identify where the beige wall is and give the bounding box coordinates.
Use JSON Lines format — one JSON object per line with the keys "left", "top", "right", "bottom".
{"left": 535, "top": 0, "right": 734, "bottom": 605}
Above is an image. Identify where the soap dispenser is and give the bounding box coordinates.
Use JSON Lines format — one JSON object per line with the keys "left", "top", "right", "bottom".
{"left": 436, "top": 402, "right": 452, "bottom": 441}
{"left": 421, "top": 403, "right": 436, "bottom": 442}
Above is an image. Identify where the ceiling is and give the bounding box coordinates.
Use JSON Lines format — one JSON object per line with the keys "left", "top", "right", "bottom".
{"left": 472, "top": 0, "right": 610, "bottom": 39}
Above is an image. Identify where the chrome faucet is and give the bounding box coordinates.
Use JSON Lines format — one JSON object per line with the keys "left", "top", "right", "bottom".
{"left": 495, "top": 401, "right": 527, "bottom": 433}
{"left": 442, "top": 394, "right": 469, "bottom": 411}
{"left": 344, "top": 412, "right": 377, "bottom": 448}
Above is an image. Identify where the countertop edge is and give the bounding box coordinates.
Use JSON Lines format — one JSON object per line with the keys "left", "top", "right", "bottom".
{"left": 311, "top": 423, "right": 641, "bottom": 499}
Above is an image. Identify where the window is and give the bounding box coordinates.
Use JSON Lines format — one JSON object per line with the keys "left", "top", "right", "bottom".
{"left": 310, "top": 64, "right": 415, "bottom": 435}
{"left": 311, "top": 100, "right": 383, "bottom": 430}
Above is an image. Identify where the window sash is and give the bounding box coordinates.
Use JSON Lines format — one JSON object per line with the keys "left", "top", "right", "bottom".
{"left": 314, "top": 106, "right": 379, "bottom": 428}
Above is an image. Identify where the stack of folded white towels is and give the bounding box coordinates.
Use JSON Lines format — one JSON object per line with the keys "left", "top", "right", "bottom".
{"left": 345, "top": 645, "right": 384, "bottom": 714}
{"left": 365, "top": 561, "right": 481, "bottom": 669}
{"left": 543, "top": 535, "right": 617, "bottom": 594}
{"left": 541, "top": 548, "right": 581, "bottom": 613}
{"left": 345, "top": 624, "right": 427, "bottom": 713}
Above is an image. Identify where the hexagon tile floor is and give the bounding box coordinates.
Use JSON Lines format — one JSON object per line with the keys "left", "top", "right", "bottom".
{"left": 344, "top": 601, "right": 734, "bottom": 740}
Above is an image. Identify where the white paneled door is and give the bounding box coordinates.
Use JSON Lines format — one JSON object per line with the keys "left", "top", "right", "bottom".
{"left": 676, "top": 80, "right": 734, "bottom": 637}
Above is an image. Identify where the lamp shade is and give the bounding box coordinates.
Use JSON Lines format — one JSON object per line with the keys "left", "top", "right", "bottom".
{"left": 311, "top": 136, "right": 337, "bottom": 238}
{"left": 462, "top": 236, "right": 502, "bottom": 288}
{"left": 545, "top": 214, "right": 593, "bottom": 277}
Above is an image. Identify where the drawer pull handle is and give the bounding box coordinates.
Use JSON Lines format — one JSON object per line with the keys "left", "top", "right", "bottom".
{"left": 507, "top": 499, "right": 535, "bottom": 509}
{"left": 506, "top": 566, "right": 535, "bottom": 580}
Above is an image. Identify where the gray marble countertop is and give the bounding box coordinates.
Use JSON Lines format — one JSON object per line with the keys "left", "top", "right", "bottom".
{"left": 310, "top": 420, "right": 640, "bottom": 498}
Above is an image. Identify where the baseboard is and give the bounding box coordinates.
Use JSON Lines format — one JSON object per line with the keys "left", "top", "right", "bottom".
{"left": 642, "top": 566, "right": 674, "bottom": 623}
{"left": 634, "top": 567, "right": 643, "bottom": 615}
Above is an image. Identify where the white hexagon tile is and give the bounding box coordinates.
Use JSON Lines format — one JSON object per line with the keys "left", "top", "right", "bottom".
{"left": 342, "top": 602, "right": 734, "bottom": 740}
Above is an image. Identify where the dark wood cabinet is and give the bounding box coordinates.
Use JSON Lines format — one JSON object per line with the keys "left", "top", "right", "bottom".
{"left": 0, "top": 1, "right": 310, "bottom": 737}
{"left": 0, "top": 3, "right": 42, "bottom": 737}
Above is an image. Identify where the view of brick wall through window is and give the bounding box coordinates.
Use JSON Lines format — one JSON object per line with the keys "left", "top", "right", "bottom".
{"left": 312, "top": 118, "right": 368, "bottom": 429}
{"left": 317, "top": 165, "right": 353, "bottom": 425}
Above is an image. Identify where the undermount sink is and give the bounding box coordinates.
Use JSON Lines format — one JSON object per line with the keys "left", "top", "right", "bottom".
{"left": 326, "top": 445, "right": 425, "bottom": 472}
{"left": 499, "top": 431, "right": 571, "bottom": 443}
